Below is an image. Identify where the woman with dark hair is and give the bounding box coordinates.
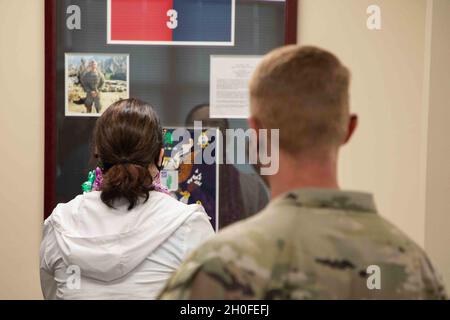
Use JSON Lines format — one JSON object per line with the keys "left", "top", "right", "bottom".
{"left": 40, "top": 98, "right": 214, "bottom": 299}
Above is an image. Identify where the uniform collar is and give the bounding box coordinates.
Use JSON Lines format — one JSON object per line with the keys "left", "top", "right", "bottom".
{"left": 275, "top": 188, "right": 377, "bottom": 213}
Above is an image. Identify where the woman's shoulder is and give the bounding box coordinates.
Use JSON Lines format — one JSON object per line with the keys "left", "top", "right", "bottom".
{"left": 49, "top": 190, "right": 104, "bottom": 213}
{"left": 147, "top": 192, "right": 214, "bottom": 232}
{"left": 46, "top": 193, "right": 89, "bottom": 221}
{"left": 147, "top": 191, "right": 206, "bottom": 215}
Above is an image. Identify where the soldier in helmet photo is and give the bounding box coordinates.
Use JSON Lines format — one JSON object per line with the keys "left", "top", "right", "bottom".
{"left": 65, "top": 53, "right": 129, "bottom": 116}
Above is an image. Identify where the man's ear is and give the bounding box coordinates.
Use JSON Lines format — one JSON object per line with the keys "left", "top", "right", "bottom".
{"left": 248, "top": 116, "right": 261, "bottom": 132}
{"left": 344, "top": 114, "right": 358, "bottom": 144}
{"left": 247, "top": 116, "right": 270, "bottom": 184}
{"left": 247, "top": 116, "right": 262, "bottom": 150}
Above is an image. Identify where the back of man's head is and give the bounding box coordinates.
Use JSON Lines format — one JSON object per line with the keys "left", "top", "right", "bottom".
{"left": 249, "top": 45, "right": 351, "bottom": 156}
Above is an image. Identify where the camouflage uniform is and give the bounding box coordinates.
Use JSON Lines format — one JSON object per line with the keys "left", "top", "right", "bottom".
{"left": 80, "top": 70, "right": 105, "bottom": 113}
{"left": 159, "top": 189, "right": 447, "bottom": 300}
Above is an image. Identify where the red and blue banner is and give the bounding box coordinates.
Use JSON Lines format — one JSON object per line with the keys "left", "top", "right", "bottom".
{"left": 107, "top": 0, "right": 235, "bottom": 46}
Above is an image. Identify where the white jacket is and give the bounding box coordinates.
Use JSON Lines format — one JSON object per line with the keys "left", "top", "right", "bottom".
{"left": 40, "top": 191, "right": 214, "bottom": 300}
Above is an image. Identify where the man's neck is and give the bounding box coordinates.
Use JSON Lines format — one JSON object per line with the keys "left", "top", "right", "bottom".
{"left": 268, "top": 151, "right": 340, "bottom": 199}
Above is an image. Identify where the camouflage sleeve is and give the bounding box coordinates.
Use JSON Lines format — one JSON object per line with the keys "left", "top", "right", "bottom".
{"left": 420, "top": 254, "right": 448, "bottom": 300}
{"left": 159, "top": 268, "right": 228, "bottom": 300}
{"left": 158, "top": 254, "right": 257, "bottom": 300}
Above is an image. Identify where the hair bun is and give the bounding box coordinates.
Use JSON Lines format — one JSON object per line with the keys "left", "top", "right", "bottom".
{"left": 101, "top": 163, "right": 154, "bottom": 210}
{"left": 93, "top": 98, "right": 163, "bottom": 210}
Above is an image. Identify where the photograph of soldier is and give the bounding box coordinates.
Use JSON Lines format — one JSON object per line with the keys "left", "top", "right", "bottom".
{"left": 65, "top": 53, "right": 129, "bottom": 116}
{"left": 81, "top": 60, "right": 104, "bottom": 113}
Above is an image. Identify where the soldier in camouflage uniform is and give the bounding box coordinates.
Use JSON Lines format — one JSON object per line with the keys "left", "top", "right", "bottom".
{"left": 80, "top": 60, "right": 105, "bottom": 113}
{"left": 159, "top": 189, "right": 446, "bottom": 299}
{"left": 158, "top": 46, "right": 447, "bottom": 300}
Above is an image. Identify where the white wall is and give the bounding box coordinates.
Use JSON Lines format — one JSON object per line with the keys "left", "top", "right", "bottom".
{"left": 424, "top": 0, "right": 450, "bottom": 291}
{"left": 298, "top": 0, "right": 428, "bottom": 245}
{"left": 0, "top": 0, "right": 44, "bottom": 299}
{"left": 298, "top": 0, "right": 450, "bottom": 289}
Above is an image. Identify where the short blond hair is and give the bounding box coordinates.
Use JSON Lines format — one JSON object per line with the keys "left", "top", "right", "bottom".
{"left": 250, "top": 45, "right": 351, "bottom": 154}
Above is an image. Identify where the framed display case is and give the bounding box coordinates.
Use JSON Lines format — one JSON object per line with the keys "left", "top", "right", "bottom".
{"left": 44, "top": 0, "right": 298, "bottom": 223}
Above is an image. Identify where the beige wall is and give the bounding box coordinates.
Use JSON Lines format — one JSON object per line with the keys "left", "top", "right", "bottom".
{"left": 298, "top": 0, "right": 450, "bottom": 289}
{"left": 0, "top": 0, "right": 44, "bottom": 299}
{"left": 424, "top": 0, "right": 450, "bottom": 291}
{"left": 299, "top": 0, "right": 429, "bottom": 246}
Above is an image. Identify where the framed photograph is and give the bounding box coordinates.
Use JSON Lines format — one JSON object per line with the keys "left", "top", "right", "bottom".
{"left": 65, "top": 53, "right": 130, "bottom": 116}
{"left": 107, "top": 0, "right": 235, "bottom": 46}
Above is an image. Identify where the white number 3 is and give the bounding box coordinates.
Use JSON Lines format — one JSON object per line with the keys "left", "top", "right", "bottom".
{"left": 167, "top": 9, "right": 178, "bottom": 30}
